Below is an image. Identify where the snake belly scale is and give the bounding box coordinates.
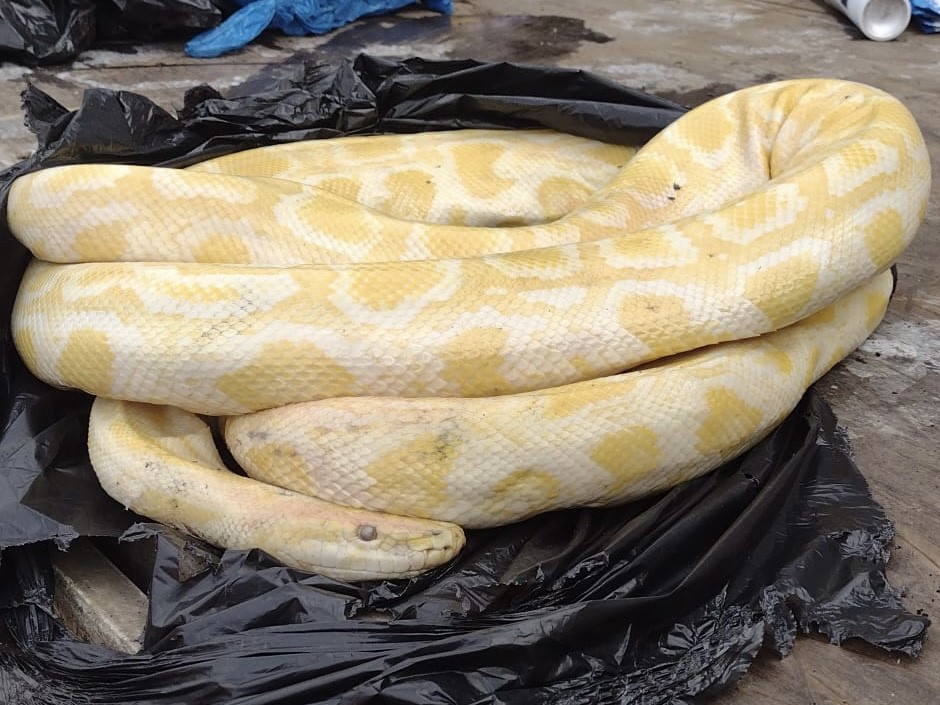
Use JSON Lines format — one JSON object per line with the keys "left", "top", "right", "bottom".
{"left": 7, "top": 78, "right": 930, "bottom": 579}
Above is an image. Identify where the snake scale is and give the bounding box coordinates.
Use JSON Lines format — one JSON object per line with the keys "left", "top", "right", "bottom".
{"left": 7, "top": 79, "right": 930, "bottom": 580}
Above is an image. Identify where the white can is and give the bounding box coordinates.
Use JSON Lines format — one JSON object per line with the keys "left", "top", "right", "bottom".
{"left": 825, "top": 0, "right": 912, "bottom": 40}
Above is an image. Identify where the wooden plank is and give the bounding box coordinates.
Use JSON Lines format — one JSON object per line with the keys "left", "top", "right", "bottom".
{"left": 49, "top": 539, "right": 147, "bottom": 655}
{"left": 93, "top": 527, "right": 220, "bottom": 592}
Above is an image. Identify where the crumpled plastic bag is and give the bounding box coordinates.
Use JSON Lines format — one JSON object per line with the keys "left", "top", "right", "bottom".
{"left": 912, "top": 0, "right": 940, "bottom": 32}
{"left": 0, "top": 0, "right": 227, "bottom": 65}
{"left": 185, "top": 0, "right": 453, "bottom": 57}
{"left": 0, "top": 0, "right": 97, "bottom": 65}
{"left": 0, "top": 54, "right": 929, "bottom": 704}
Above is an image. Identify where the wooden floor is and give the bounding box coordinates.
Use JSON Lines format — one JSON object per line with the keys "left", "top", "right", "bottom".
{"left": 1, "top": 2, "right": 938, "bottom": 702}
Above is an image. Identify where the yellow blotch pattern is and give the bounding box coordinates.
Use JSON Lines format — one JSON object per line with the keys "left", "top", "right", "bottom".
{"left": 863, "top": 208, "right": 904, "bottom": 270}
{"left": 443, "top": 204, "right": 470, "bottom": 226}
{"left": 865, "top": 287, "right": 891, "bottom": 330}
{"left": 314, "top": 176, "right": 364, "bottom": 202}
{"left": 743, "top": 253, "right": 821, "bottom": 327}
{"left": 675, "top": 109, "right": 734, "bottom": 154}
{"left": 293, "top": 191, "right": 376, "bottom": 245}
{"left": 191, "top": 234, "right": 253, "bottom": 264}
{"left": 490, "top": 245, "right": 578, "bottom": 280}
{"left": 609, "top": 229, "right": 688, "bottom": 262}
{"left": 754, "top": 347, "right": 794, "bottom": 375}
{"left": 82, "top": 284, "right": 151, "bottom": 326}
{"left": 216, "top": 340, "right": 357, "bottom": 411}
{"left": 344, "top": 261, "right": 449, "bottom": 312}
{"left": 589, "top": 425, "right": 661, "bottom": 492}
{"left": 368, "top": 218, "right": 419, "bottom": 261}
{"left": 72, "top": 225, "right": 130, "bottom": 262}
{"left": 805, "top": 299, "right": 837, "bottom": 325}
{"left": 13, "top": 326, "right": 39, "bottom": 370}
{"left": 381, "top": 170, "right": 438, "bottom": 220}
{"left": 695, "top": 387, "right": 765, "bottom": 457}
{"left": 536, "top": 176, "right": 594, "bottom": 219}
{"left": 340, "top": 134, "right": 409, "bottom": 160}
{"left": 362, "top": 433, "right": 457, "bottom": 514}
{"left": 238, "top": 440, "right": 312, "bottom": 493}
{"left": 479, "top": 468, "right": 563, "bottom": 519}
{"left": 452, "top": 143, "right": 515, "bottom": 198}
{"left": 153, "top": 268, "right": 258, "bottom": 306}
{"left": 34, "top": 165, "right": 136, "bottom": 200}
{"left": 57, "top": 329, "right": 115, "bottom": 395}
{"left": 201, "top": 152, "right": 295, "bottom": 180}
{"left": 822, "top": 281, "right": 889, "bottom": 374}
{"left": 541, "top": 377, "right": 640, "bottom": 420}
{"left": 581, "top": 143, "right": 637, "bottom": 166}
{"left": 717, "top": 188, "right": 803, "bottom": 245}
{"left": 439, "top": 327, "right": 512, "bottom": 397}
{"left": 617, "top": 293, "right": 692, "bottom": 356}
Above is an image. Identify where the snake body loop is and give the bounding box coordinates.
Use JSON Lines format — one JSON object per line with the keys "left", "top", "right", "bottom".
{"left": 8, "top": 79, "right": 930, "bottom": 579}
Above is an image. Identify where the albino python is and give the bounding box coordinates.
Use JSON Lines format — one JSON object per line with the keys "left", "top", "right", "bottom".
{"left": 7, "top": 79, "right": 930, "bottom": 580}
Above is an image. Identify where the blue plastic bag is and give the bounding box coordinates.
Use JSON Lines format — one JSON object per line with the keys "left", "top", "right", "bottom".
{"left": 911, "top": 0, "right": 940, "bottom": 32}
{"left": 185, "top": 0, "right": 452, "bottom": 58}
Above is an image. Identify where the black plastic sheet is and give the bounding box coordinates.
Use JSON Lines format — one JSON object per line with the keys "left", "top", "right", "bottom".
{"left": 0, "top": 55, "right": 929, "bottom": 704}
{"left": 0, "top": 0, "right": 229, "bottom": 65}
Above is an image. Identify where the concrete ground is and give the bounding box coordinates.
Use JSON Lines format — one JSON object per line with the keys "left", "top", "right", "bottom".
{"left": 0, "top": 1, "right": 937, "bottom": 702}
